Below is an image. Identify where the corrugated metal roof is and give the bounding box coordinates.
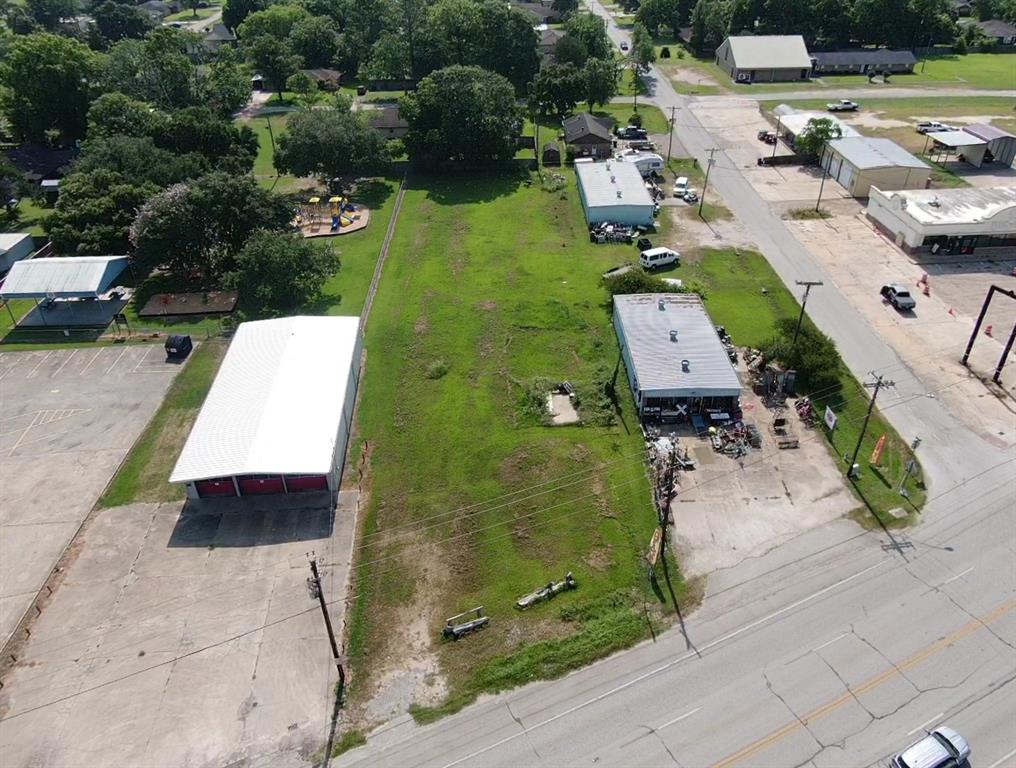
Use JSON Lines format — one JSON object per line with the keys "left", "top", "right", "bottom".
{"left": 170, "top": 316, "right": 362, "bottom": 483}
{"left": 777, "top": 111, "right": 861, "bottom": 139}
{"left": 0, "top": 256, "right": 128, "bottom": 298}
{"left": 929, "top": 130, "right": 987, "bottom": 148}
{"left": 725, "top": 35, "right": 812, "bottom": 70}
{"left": 576, "top": 161, "right": 654, "bottom": 209}
{"left": 960, "top": 123, "right": 1014, "bottom": 142}
{"left": 827, "top": 137, "right": 929, "bottom": 170}
{"left": 614, "top": 294, "right": 741, "bottom": 396}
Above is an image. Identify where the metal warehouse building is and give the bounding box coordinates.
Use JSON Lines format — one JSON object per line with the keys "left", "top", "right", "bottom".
{"left": 821, "top": 137, "right": 931, "bottom": 197}
{"left": 866, "top": 186, "right": 1016, "bottom": 254}
{"left": 613, "top": 293, "right": 741, "bottom": 420}
{"left": 575, "top": 160, "right": 655, "bottom": 226}
{"left": 170, "top": 315, "right": 363, "bottom": 500}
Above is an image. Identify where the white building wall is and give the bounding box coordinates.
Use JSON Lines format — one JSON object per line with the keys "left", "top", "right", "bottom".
{"left": 867, "top": 187, "right": 1016, "bottom": 248}
{"left": 586, "top": 203, "right": 655, "bottom": 226}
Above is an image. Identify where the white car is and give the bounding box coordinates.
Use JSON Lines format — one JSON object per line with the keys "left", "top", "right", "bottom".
{"left": 620, "top": 41, "right": 629, "bottom": 52}
{"left": 916, "top": 121, "right": 955, "bottom": 134}
{"left": 672, "top": 176, "right": 689, "bottom": 197}
{"left": 890, "top": 726, "right": 970, "bottom": 768}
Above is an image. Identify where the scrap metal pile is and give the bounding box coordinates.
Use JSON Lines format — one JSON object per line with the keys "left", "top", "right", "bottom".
{"left": 589, "top": 222, "right": 637, "bottom": 244}
{"left": 709, "top": 421, "right": 762, "bottom": 458}
{"left": 715, "top": 325, "right": 738, "bottom": 363}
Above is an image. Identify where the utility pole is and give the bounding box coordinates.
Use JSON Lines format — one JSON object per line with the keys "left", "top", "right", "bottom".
{"left": 308, "top": 555, "right": 346, "bottom": 698}
{"left": 698, "top": 148, "right": 717, "bottom": 219}
{"left": 847, "top": 375, "right": 894, "bottom": 479}
{"left": 815, "top": 143, "right": 829, "bottom": 212}
{"left": 666, "top": 105, "right": 678, "bottom": 164}
{"left": 771, "top": 115, "right": 782, "bottom": 160}
{"left": 792, "top": 280, "right": 823, "bottom": 348}
{"left": 657, "top": 444, "right": 678, "bottom": 559}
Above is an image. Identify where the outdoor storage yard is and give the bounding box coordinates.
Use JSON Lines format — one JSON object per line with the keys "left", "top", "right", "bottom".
{"left": 0, "top": 345, "right": 181, "bottom": 645}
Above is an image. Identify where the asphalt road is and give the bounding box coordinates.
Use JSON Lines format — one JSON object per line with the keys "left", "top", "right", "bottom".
{"left": 336, "top": 19, "right": 1016, "bottom": 768}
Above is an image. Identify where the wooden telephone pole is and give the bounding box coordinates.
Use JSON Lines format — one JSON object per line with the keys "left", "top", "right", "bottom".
{"left": 847, "top": 375, "right": 894, "bottom": 478}
{"left": 308, "top": 555, "right": 346, "bottom": 698}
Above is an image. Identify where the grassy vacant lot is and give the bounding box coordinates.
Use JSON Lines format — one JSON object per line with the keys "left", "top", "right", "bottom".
{"left": 100, "top": 339, "right": 227, "bottom": 507}
{"left": 678, "top": 249, "right": 926, "bottom": 520}
{"left": 345, "top": 169, "right": 694, "bottom": 722}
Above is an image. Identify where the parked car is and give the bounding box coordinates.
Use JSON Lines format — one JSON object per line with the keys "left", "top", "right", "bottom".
{"left": 890, "top": 726, "right": 969, "bottom": 768}
{"left": 640, "top": 247, "right": 680, "bottom": 269}
{"left": 617, "top": 125, "right": 648, "bottom": 140}
{"left": 757, "top": 130, "right": 777, "bottom": 144}
{"left": 827, "top": 99, "right": 859, "bottom": 112}
{"left": 620, "top": 41, "right": 629, "bottom": 51}
{"left": 628, "top": 140, "right": 656, "bottom": 151}
{"left": 916, "top": 121, "right": 955, "bottom": 134}
{"left": 682, "top": 189, "right": 699, "bottom": 203}
{"left": 636, "top": 237, "right": 653, "bottom": 251}
{"left": 673, "top": 176, "right": 689, "bottom": 197}
{"left": 881, "top": 283, "right": 916, "bottom": 310}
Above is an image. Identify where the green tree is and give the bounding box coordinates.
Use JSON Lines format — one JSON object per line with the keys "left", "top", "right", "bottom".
{"left": 474, "top": 0, "right": 539, "bottom": 91}
{"left": 226, "top": 231, "right": 339, "bottom": 316}
{"left": 103, "top": 30, "right": 198, "bottom": 109}
{"left": 48, "top": 169, "right": 160, "bottom": 254}
{"left": 155, "top": 106, "right": 259, "bottom": 172}
{"left": 794, "top": 117, "right": 842, "bottom": 158}
{"left": 237, "top": 3, "right": 308, "bottom": 40}
{"left": 531, "top": 61, "right": 585, "bottom": 117}
{"left": 91, "top": 0, "right": 152, "bottom": 45}
{"left": 689, "top": 0, "right": 730, "bottom": 53}
{"left": 87, "top": 92, "right": 165, "bottom": 139}
{"left": 222, "top": 0, "right": 269, "bottom": 31}
{"left": 246, "top": 35, "right": 303, "bottom": 100}
{"left": 551, "top": 0, "right": 579, "bottom": 18}
{"left": 762, "top": 317, "right": 842, "bottom": 393}
{"left": 554, "top": 34, "right": 589, "bottom": 67}
{"left": 629, "top": 22, "right": 655, "bottom": 109}
{"left": 25, "top": 0, "right": 77, "bottom": 29}
{"left": 74, "top": 135, "right": 206, "bottom": 187}
{"left": 202, "top": 47, "right": 251, "bottom": 117}
{"left": 275, "top": 105, "right": 392, "bottom": 182}
{"left": 130, "top": 172, "right": 292, "bottom": 276}
{"left": 426, "top": 0, "right": 483, "bottom": 67}
{"left": 636, "top": 0, "right": 679, "bottom": 36}
{"left": 361, "top": 30, "right": 412, "bottom": 79}
{"left": 289, "top": 15, "right": 340, "bottom": 67}
{"left": 400, "top": 64, "right": 521, "bottom": 166}
{"left": 1, "top": 32, "right": 97, "bottom": 142}
{"left": 564, "top": 12, "right": 613, "bottom": 60}
{"left": 583, "top": 56, "right": 619, "bottom": 110}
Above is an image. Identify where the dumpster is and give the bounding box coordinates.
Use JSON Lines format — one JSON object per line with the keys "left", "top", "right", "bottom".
{"left": 165, "top": 334, "right": 193, "bottom": 360}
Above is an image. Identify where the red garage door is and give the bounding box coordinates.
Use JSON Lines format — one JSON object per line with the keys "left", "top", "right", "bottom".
{"left": 195, "top": 478, "right": 237, "bottom": 498}
{"left": 285, "top": 474, "right": 329, "bottom": 492}
{"left": 238, "top": 475, "right": 286, "bottom": 495}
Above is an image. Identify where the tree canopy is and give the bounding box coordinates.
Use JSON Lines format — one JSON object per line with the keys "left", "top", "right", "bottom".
{"left": 400, "top": 65, "right": 521, "bottom": 166}
{"left": 531, "top": 62, "right": 585, "bottom": 118}
{"left": 795, "top": 117, "right": 843, "bottom": 158}
{"left": 275, "top": 103, "right": 392, "bottom": 181}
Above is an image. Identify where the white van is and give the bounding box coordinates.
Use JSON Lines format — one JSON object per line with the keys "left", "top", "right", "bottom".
{"left": 640, "top": 247, "right": 680, "bottom": 269}
{"left": 673, "top": 176, "right": 689, "bottom": 197}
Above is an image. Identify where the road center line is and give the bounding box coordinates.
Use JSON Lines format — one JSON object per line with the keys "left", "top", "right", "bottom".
{"left": 657, "top": 706, "right": 702, "bottom": 732}
{"left": 907, "top": 712, "right": 943, "bottom": 736}
{"left": 986, "top": 745, "right": 1016, "bottom": 768}
{"left": 941, "top": 567, "right": 974, "bottom": 586}
{"left": 813, "top": 632, "right": 848, "bottom": 652}
{"left": 438, "top": 560, "right": 889, "bottom": 768}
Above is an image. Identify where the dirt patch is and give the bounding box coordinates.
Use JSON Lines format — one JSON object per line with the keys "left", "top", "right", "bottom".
{"left": 476, "top": 299, "right": 498, "bottom": 312}
{"left": 414, "top": 314, "right": 429, "bottom": 335}
{"left": 666, "top": 205, "right": 758, "bottom": 253}
{"left": 846, "top": 112, "right": 910, "bottom": 130}
{"left": 667, "top": 65, "right": 723, "bottom": 89}
{"left": 583, "top": 546, "right": 614, "bottom": 571}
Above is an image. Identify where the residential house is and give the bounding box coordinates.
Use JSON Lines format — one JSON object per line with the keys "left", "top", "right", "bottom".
{"left": 562, "top": 113, "right": 613, "bottom": 159}
{"left": 811, "top": 49, "right": 916, "bottom": 75}
{"left": 203, "top": 23, "right": 236, "bottom": 53}
{"left": 511, "top": 1, "right": 559, "bottom": 24}
{"left": 301, "top": 68, "right": 344, "bottom": 91}
{"left": 976, "top": 19, "right": 1016, "bottom": 46}
{"left": 538, "top": 28, "right": 566, "bottom": 59}
{"left": 368, "top": 107, "right": 409, "bottom": 139}
{"left": 714, "top": 35, "right": 812, "bottom": 83}
{"left": 4, "top": 145, "right": 78, "bottom": 184}
{"left": 138, "top": 0, "right": 179, "bottom": 20}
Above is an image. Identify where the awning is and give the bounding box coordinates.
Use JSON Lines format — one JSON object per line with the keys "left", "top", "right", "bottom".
{"left": 0, "top": 256, "right": 128, "bottom": 299}
{"left": 930, "top": 130, "right": 988, "bottom": 148}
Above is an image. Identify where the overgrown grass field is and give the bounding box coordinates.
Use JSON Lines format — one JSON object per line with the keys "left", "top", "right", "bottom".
{"left": 345, "top": 169, "right": 694, "bottom": 721}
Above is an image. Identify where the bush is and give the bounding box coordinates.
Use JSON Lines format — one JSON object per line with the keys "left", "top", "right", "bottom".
{"left": 425, "top": 359, "right": 449, "bottom": 379}
{"left": 601, "top": 268, "right": 684, "bottom": 296}
{"left": 627, "top": 112, "right": 643, "bottom": 127}
{"left": 660, "top": 46, "right": 671, "bottom": 58}
{"left": 761, "top": 317, "right": 843, "bottom": 394}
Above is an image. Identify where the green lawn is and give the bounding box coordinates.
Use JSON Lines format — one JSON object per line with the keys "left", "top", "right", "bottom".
{"left": 245, "top": 113, "right": 288, "bottom": 179}
{"left": 99, "top": 339, "right": 227, "bottom": 507}
{"left": 164, "top": 6, "right": 216, "bottom": 21}
{"left": 1, "top": 198, "right": 51, "bottom": 237}
{"left": 345, "top": 168, "right": 695, "bottom": 722}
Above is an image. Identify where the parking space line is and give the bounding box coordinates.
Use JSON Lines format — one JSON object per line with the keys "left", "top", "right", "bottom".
{"left": 132, "top": 346, "right": 152, "bottom": 372}
{"left": 51, "top": 349, "right": 78, "bottom": 377}
{"left": 79, "top": 349, "right": 103, "bottom": 376}
{"left": 986, "top": 745, "right": 1016, "bottom": 768}
{"left": 0, "top": 354, "right": 32, "bottom": 381}
{"left": 8, "top": 411, "right": 41, "bottom": 457}
{"left": 906, "top": 712, "right": 943, "bottom": 736}
{"left": 27, "top": 351, "right": 53, "bottom": 378}
{"left": 104, "top": 347, "right": 129, "bottom": 375}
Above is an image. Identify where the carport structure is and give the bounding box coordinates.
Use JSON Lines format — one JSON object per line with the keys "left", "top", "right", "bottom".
{"left": 0, "top": 255, "right": 129, "bottom": 326}
{"left": 927, "top": 130, "right": 988, "bottom": 168}
{"left": 963, "top": 124, "right": 1016, "bottom": 167}
{"left": 170, "top": 315, "right": 363, "bottom": 501}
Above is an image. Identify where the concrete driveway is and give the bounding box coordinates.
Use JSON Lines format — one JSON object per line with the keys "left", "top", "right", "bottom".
{"left": 0, "top": 345, "right": 181, "bottom": 646}
{"left": 0, "top": 491, "right": 358, "bottom": 768}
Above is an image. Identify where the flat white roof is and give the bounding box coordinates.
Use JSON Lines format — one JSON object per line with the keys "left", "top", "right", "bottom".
{"left": 775, "top": 111, "right": 861, "bottom": 139}
{"left": 828, "top": 137, "right": 929, "bottom": 170}
{"left": 871, "top": 186, "right": 1016, "bottom": 226}
{"left": 930, "top": 130, "right": 988, "bottom": 148}
{"left": 614, "top": 294, "right": 741, "bottom": 396}
{"left": 170, "top": 316, "right": 362, "bottom": 483}
{"left": 724, "top": 35, "right": 812, "bottom": 70}
{"left": 576, "top": 161, "right": 654, "bottom": 209}
{"left": 0, "top": 256, "right": 128, "bottom": 298}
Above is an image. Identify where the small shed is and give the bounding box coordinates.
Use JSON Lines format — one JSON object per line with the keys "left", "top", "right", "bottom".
{"left": 963, "top": 124, "right": 1016, "bottom": 167}
{"left": 928, "top": 130, "right": 988, "bottom": 168}
{"left": 542, "top": 142, "right": 561, "bottom": 166}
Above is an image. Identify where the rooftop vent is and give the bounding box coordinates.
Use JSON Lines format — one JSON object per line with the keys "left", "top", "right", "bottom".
{"left": 617, "top": 190, "right": 622, "bottom": 198}
{"left": 610, "top": 175, "right": 616, "bottom": 183}
{"left": 929, "top": 196, "right": 940, "bottom": 208}
{"left": 658, "top": 299, "right": 666, "bottom": 310}
{"left": 681, "top": 359, "right": 690, "bottom": 372}
{"left": 669, "top": 330, "right": 678, "bottom": 342}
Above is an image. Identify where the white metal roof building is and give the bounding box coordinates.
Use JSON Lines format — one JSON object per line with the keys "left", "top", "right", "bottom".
{"left": 576, "top": 160, "right": 655, "bottom": 226}
{"left": 171, "top": 315, "right": 363, "bottom": 500}
{"left": 867, "top": 186, "right": 1016, "bottom": 253}
{"left": 928, "top": 129, "right": 989, "bottom": 167}
{"left": 964, "top": 123, "right": 1016, "bottom": 166}
{"left": 715, "top": 35, "right": 812, "bottom": 83}
{"left": 821, "top": 137, "right": 931, "bottom": 197}
{"left": 0, "top": 255, "right": 127, "bottom": 299}
{"left": 613, "top": 293, "right": 741, "bottom": 419}
{"left": 772, "top": 109, "right": 861, "bottom": 142}
{"left": 0, "top": 233, "right": 35, "bottom": 276}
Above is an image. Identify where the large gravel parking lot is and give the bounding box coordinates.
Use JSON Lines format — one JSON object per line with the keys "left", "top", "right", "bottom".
{"left": 0, "top": 345, "right": 181, "bottom": 645}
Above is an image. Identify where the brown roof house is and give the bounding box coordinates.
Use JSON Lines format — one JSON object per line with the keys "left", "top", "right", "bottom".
{"left": 562, "top": 113, "right": 613, "bottom": 159}
{"left": 369, "top": 106, "right": 409, "bottom": 139}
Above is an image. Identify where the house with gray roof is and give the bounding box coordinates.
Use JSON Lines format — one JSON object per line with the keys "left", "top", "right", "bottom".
{"left": 714, "top": 35, "right": 812, "bottom": 83}
{"left": 562, "top": 113, "right": 613, "bottom": 159}
{"left": 811, "top": 49, "right": 916, "bottom": 75}
{"left": 976, "top": 19, "right": 1016, "bottom": 45}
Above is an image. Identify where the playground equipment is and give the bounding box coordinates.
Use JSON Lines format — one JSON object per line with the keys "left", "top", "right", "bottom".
{"left": 328, "top": 196, "right": 361, "bottom": 231}
{"left": 295, "top": 193, "right": 369, "bottom": 238}
{"left": 295, "top": 196, "right": 323, "bottom": 233}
